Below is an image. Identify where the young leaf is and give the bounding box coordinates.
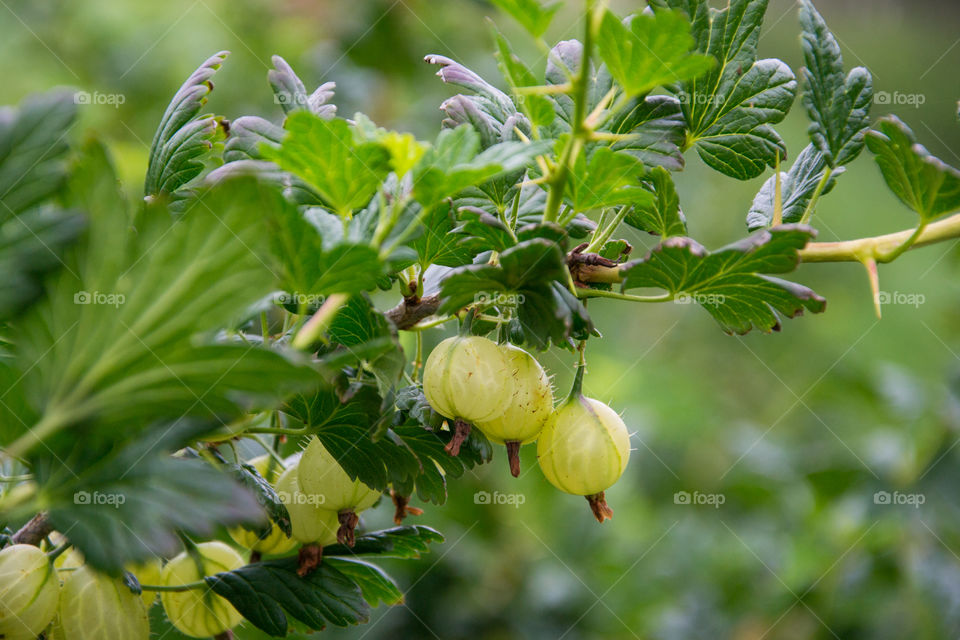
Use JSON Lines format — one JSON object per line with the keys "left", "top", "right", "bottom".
{"left": 799, "top": 0, "right": 873, "bottom": 167}
{"left": 626, "top": 166, "right": 687, "bottom": 237}
{"left": 544, "top": 39, "right": 613, "bottom": 131}
{"left": 426, "top": 54, "right": 524, "bottom": 139}
{"left": 865, "top": 116, "right": 960, "bottom": 221}
{"left": 493, "top": 30, "right": 555, "bottom": 127}
{"left": 0, "top": 90, "right": 77, "bottom": 215}
{"left": 663, "top": 0, "right": 797, "bottom": 180}
{"left": 566, "top": 146, "right": 655, "bottom": 212}
{"left": 411, "top": 202, "right": 475, "bottom": 267}
{"left": 746, "top": 144, "right": 841, "bottom": 230}
{"left": 597, "top": 9, "right": 714, "bottom": 99}
{"left": 621, "top": 225, "right": 826, "bottom": 334}
{"left": 144, "top": 51, "right": 228, "bottom": 197}
{"left": 324, "top": 558, "right": 403, "bottom": 607}
{"left": 264, "top": 112, "right": 391, "bottom": 217}
{"left": 489, "top": 0, "right": 559, "bottom": 38}
{"left": 268, "top": 55, "right": 337, "bottom": 119}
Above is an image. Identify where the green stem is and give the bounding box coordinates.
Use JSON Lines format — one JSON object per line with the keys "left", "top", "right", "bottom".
{"left": 566, "top": 341, "right": 587, "bottom": 403}
{"left": 874, "top": 220, "right": 928, "bottom": 263}
{"left": 576, "top": 288, "right": 672, "bottom": 303}
{"left": 139, "top": 581, "right": 207, "bottom": 593}
{"left": 799, "top": 167, "right": 834, "bottom": 225}
{"left": 800, "top": 211, "right": 960, "bottom": 263}
{"left": 47, "top": 541, "right": 71, "bottom": 561}
{"left": 585, "top": 205, "right": 631, "bottom": 254}
{"left": 291, "top": 293, "right": 349, "bottom": 351}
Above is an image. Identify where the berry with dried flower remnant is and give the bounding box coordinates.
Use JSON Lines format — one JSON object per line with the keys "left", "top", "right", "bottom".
{"left": 475, "top": 343, "right": 553, "bottom": 476}
{"left": 537, "top": 366, "right": 630, "bottom": 522}
{"left": 0, "top": 544, "right": 60, "bottom": 640}
{"left": 298, "top": 437, "right": 380, "bottom": 546}
{"left": 423, "top": 334, "right": 512, "bottom": 455}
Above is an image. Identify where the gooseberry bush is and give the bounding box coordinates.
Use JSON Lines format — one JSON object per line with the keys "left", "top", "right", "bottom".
{"left": 2, "top": 0, "right": 959, "bottom": 637}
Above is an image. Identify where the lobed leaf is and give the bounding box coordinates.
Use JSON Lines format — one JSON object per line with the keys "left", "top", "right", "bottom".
{"left": 746, "top": 144, "right": 841, "bottom": 230}
{"left": 626, "top": 166, "right": 687, "bottom": 237}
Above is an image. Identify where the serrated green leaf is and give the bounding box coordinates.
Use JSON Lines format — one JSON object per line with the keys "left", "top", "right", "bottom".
{"left": 489, "top": 0, "right": 559, "bottom": 38}
{"left": 268, "top": 55, "right": 337, "bottom": 119}
{"left": 324, "top": 525, "right": 444, "bottom": 559}
{"left": 411, "top": 201, "right": 475, "bottom": 267}
{"left": 324, "top": 558, "right": 403, "bottom": 607}
{"left": 667, "top": 0, "right": 797, "bottom": 180}
{"left": 626, "top": 166, "right": 687, "bottom": 237}
{"left": 145, "top": 51, "right": 227, "bottom": 197}
{"left": 597, "top": 9, "right": 714, "bottom": 99}
{"left": 799, "top": 0, "right": 872, "bottom": 168}
{"left": 607, "top": 95, "right": 687, "bottom": 171}
{"left": 326, "top": 295, "right": 405, "bottom": 394}
{"left": 865, "top": 116, "right": 960, "bottom": 221}
{"left": 206, "top": 557, "right": 369, "bottom": 636}
{"left": 567, "top": 146, "right": 654, "bottom": 212}
{"left": 265, "top": 112, "right": 391, "bottom": 217}
{"left": 45, "top": 419, "right": 264, "bottom": 574}
{"left": 621, "top": 225, "right": 826, "bottom": 334}
{"left": 226, "top": 460, "right": 292, "bottom": 537}
{"left": 439, "top": 239, "right": 594, "bottom": 349}
{"left": 746, "top": 144, "right": 841, "bottom": 230}
{"left": 0, "top": 90, "right": 77, "bottom": 215}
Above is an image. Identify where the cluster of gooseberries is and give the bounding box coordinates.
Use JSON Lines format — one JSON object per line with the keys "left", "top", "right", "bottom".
{"left": 423, "top": 324, "right": 632, "bottom": 522}
{"left": 0, "top": 443, "right": 381, "bottom": 639}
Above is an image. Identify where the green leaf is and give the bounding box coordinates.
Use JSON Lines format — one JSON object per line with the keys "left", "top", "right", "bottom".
{"left": 865, "top": 116, "right": 960, "bottom": 221}
{"left": 0, "top": 90, "right": 77, "bottom": 215}
{"left": 6, "top": 158, "right": 317, "bottom": 454}
{"left": 544, "top": 40, "right": 613, "bottom": 132}
{"left": 326, "top": 295, "right": 405, "bottom": 394}
{"left": 567, "top": 146, "right": 654, "bottom": 212}
{"left": 746, "top": 144, "right": 841, "bottom": 230}
{"left": 268, "top": 55, "right": 336, "bottom": 118}
{"left": 626, "top": 166, "right": 687, "bottom": 237}
{"left": 265, "top": 112, "right": 391, "bottom": 216}
{"left": 264, "top": 196, "right": 383, "bottom": 297}
{"left": 45, "top": 419, "right": 264, "bottom": 574}
{"left": 493, "top": 30, "right": 555, "bottom": 127}
{"left": 607, "top": 95, "right": 687, "bottom": 171}
{"left": 324, "top": 525, "right": 444, "bottom": 559}
{"left": 799, "top": 0, "right": 873, "bottom": 168}
{"left": 225, "top": 460, "right": 292, "bottom": 537}
{"left": 411, "top": 201, "right": 475, "bottom": 267}
{"left": 489, "top": 0, "right": 559, "bottom": 38}
{"left": 223, "top": 116, "right": 285, "bottom": 162}
{"left": 324, "top": 558, "right": 403, "bottom": 607}
{"left": 597, "top": 9, "right": 714, "bottom": 98}
{"left": 412, "top": 125, "right": 549, "bottom": 209}
{"left": 0, "top": 209, "right": 85, "bottom": 321}
{"left": 621, "top": 225, "right": 826, "bottom": 334}
{"left": 144, "top": 51, "right": 227, "bottom": 197}
{"left": 454, "top": 207, "right": 515, "bottom": 254}
{"left": 665, "top": 0, "right": 797, "bottom": 180}
{"left": 206, "top": 557, "right": 369, "bottom": 636}
{"left": 439, "top": 239, "right": 594, "bottom": 349}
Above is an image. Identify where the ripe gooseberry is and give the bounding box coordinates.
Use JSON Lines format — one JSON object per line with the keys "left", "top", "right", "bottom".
{"left": 51, "top": 565, "right": 149, "bottom": 640}
{"left": 474, "top": 343, "right": 553, "bottom": 476}
{"left": 537, "top": 365, "right": 630, "bottom": 522}
{"left": 160, "top": 542, "right": 245, "bottom": 639}
{"left": 0, "top": 544, "right": 59, "bottom": 640}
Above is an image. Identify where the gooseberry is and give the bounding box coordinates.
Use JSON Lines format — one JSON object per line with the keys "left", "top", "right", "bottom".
{"left": 160, "top": 541, "right": 245, "bottom": 638}
{"left": 53, "top": 565, "right": 150, "bottom": 640}
{"left": 0, "top": 544, "right": 59, "bottom": 640}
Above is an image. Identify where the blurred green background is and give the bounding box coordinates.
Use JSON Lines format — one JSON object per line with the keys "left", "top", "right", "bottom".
{"left": 5, "top": 0, "right": 960, "bottom": 637}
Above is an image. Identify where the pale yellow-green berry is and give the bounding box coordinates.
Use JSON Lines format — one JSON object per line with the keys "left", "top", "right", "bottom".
{"left": 0, "top": 544, "right": 60, "bottom": 640}
{"left": 159, "top": 542, "right": 245, "bottom": 638}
